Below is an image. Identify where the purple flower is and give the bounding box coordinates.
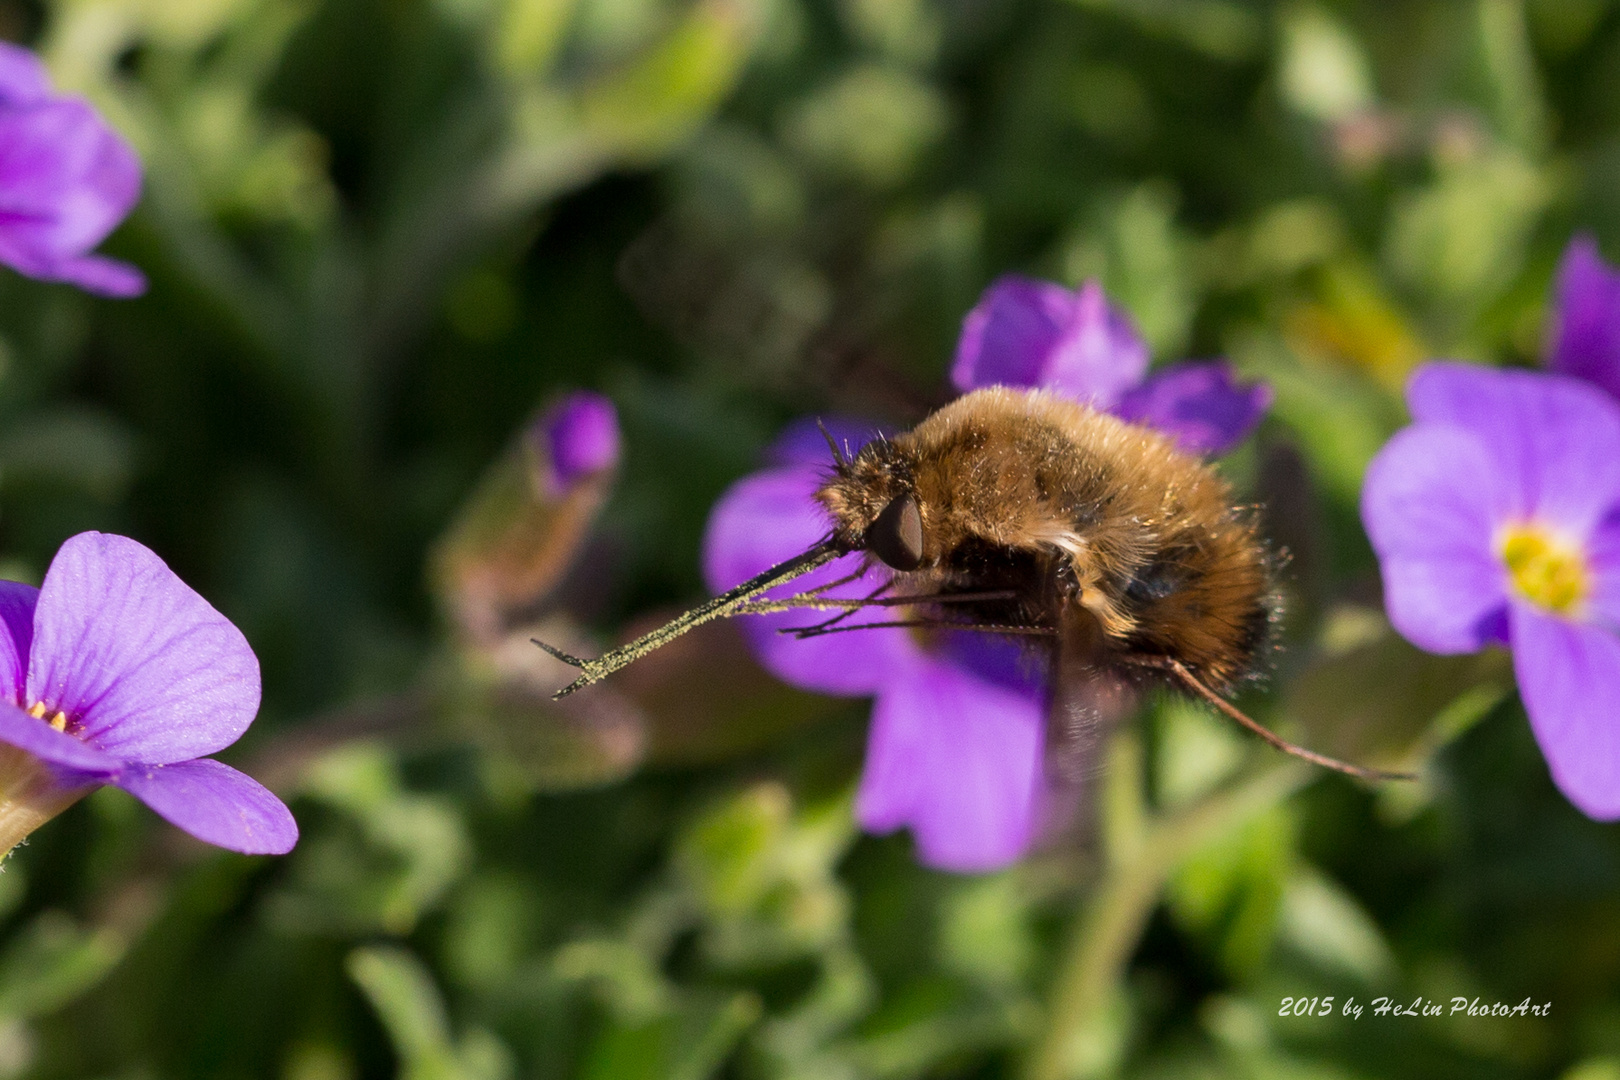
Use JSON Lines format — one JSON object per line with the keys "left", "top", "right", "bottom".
{"left": 1361, "top": 363, "right": 1620, "bottom": 819}
{"left": 952, "top": 275, "right": 1271, "bottom": 455}
{"left": 1547, "top": 234, "right": 1620, "bottom": 402}
{"left": 533, "top": 391, "right": 621, "bottom": 494}
{"left": 703, "top": 420, "right": 1047, "bottom": 872}
{"left": 0, "top": 43, "right": 145, "bottom": 297}
{"left": 0, "top": 532, "right": 296, "bottom": 853}
{"left": 701, "top": 278, "right": 1273, "bottom": 872}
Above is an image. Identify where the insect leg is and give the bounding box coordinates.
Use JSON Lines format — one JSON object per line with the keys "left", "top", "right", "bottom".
{"left": 774, "top": 579, "right": 897, "bottom": 636}
{"left": 783, "top": 618, "right": 1056, "bottom": 638}
{"left": 801, "top": 566, "right": 872, "bottom": 597}
{"left": 732, "top": 588, "right": 1017, "bottom": 617}
{"left": 1150, "top": 658, "right": 1415, "bottom": 783}
{"left": 815, "top": 418, "right": 849, "bottom": 470}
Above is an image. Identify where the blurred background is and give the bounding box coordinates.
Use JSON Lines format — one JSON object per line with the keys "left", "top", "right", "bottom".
{"left": 1, "top": 0, "right": 1619, "bottom": 1076}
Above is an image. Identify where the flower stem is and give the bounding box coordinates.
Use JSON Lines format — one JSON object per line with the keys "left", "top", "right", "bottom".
{"left": 0, "top": 744, "right": 92, "bottom": 861}
{"left": 1024, "top": 747, "right": 1309, "bottom": 1080}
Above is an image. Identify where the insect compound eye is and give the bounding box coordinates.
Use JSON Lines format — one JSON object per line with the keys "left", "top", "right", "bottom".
{"left": 867, "top": 493, "right": 924, "bottom": 571}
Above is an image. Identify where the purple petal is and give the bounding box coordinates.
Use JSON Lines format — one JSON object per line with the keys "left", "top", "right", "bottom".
{"left": 1040, "top": 281, "right": 1152, "bottom": 408}
{"left": 855, "top": 653, "right": 1046, "bottom": 872}
{"left": 0, "top": 98, "right": 143, "bottom": 291}
{"left": 27, "top": 532, "right": 261, "bottom": 765}
{"left": 1405, "top": 363, "right": 1620, "bottom": 537}
{"left": 1361, "top": 425, "right": 1510, "bottom": 653}
{"left": 0, "top": 101, "right": 141, "bottom": 244}
{"left": 763, "top": 416, "right": 887, "bottom": 469}
{"left": 1547, "top": 235, "right": 1620, "bottom": 402}
{"left": 40, "top": 253, "right": 146, "bottom": 297}
{"left": 116, "top": 758, "right": 298, "bottom": 854}
{"left": 534, "top": 391, "right": 620, "bottom": 492}
{"left": 1111, "top": 361, "right": 1273, "bottom": 455}
{"left": 0, "top": 43, "right": 50, "bottom": 105}
{"left": 953, "top": 276, "right": 1077, "bottom": 391}
{"left": 0, "top": 582, "right": 38, "bottom": 705}
{"left": 702, "top": 467, "right": 917, "bottom": 694}
{"left": 1510, "top": 605, "right": 1620, "bottom": 819}
{"left": 0, "top": 700, "right": 119, "bottom": 775}
{"left": 1583, "top": 509, "right": 1620, "bottom": 630}
{"left": 952, "top": 277, "right": 1150, "bottom": 408}
{"left": 936, "top": 630, "right": 1047, "bottom": 696}
{"left": 1409, "top": 362, "right": 1620, "bottom": 523}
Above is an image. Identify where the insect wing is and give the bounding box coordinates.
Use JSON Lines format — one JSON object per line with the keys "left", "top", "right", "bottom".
{"left": 1040, "top": 603, "right": 1136, "bottom": 843}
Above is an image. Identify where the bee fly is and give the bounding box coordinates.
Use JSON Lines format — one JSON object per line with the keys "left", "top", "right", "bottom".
{"left": 536, "top": 386, "right": 1410, "bottom": 786}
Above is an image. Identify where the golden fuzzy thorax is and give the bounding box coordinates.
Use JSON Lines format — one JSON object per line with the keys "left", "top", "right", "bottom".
{"left": 816, "top": 386, "right": 1274, "bottom": 689}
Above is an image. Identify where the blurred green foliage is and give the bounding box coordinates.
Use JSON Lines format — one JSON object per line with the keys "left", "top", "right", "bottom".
{"left": 3, "top": 0, "right": 1620, "bottom": 1077}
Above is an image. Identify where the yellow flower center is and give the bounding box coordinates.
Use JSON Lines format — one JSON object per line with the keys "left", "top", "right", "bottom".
{"left": 1500, "top": 524, "right": 1588, "bottom": 615}
{"left": 26, "top": 701, "right": 69, "bottom": 733}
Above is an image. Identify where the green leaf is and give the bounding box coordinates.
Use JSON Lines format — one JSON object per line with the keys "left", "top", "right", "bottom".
{"left": 579, "top": 0, "right": 765, "bottom": 161}
{"left": 1277, "top": 4, "right": 1375, "bottom": 123}
{"left": 938, "top": 873, "right": 1037, "bottom": 990}
{"left": 271, "top": 745, "right": 471, "bottom": 935}
{"left": 0, "top": 407, "right": 136, "bottom": 501}
{"left": 1167, "top": 804, "right": 1298, "bottom": 977}
{"left": 1283, "top": 616, "right": 1512, "bottom": 769}
{"left": 1065, "top": 0, "right": 1262, "bottom": 59}
{"left": 1386, "top": 147, "right": 1551, "bottom": 325}
{"left": 581, "top": 991, "right": 761, "bottom": 1080}
{"left": 780, "top": 65, "right": 950, "bottom": 188}
{"left": 348, "top": 946, "right": 515, "bottom": 1080}
{"left": 0, "top": 912, "right": 127, "bottom": 1020}
{"left": 1277, "top": 868, "right": 1397, "bottom": 984}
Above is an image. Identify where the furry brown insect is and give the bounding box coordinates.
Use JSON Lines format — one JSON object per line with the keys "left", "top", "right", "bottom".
{"left": 536, "top": 386, "right": 1408, "bottom": 784}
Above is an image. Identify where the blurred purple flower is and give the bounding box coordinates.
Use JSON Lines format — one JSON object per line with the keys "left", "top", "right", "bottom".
{"left": 703, "top": 419, "right": 1046, "bottom": 872}
{"left": 1362, "top": 363, "right": 1620, "bottom": 819}
{"left": 534, "top": 391, "right": 620, "bottom": 494}
{"left": 1547, "top": 234, "right": 1620, "bottom": 402}
{"left": 0, "top": 42, "right": 145, "bottom": 297}
{"left": 952, "top": 275, "right": 1270, "bottom": 455}
{"left": 953, "top": 276, "right": 1149, "bottom": 407}
{"left": 0, "top": 532, "right": 296, "bottom": 853}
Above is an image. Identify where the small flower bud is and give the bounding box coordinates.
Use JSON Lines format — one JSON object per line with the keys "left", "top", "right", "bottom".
{"left": 533, "top": 392, "right": 621, "bottom": 495}
{"left": 435, "top": 392, "right": 622, "bottom": 642}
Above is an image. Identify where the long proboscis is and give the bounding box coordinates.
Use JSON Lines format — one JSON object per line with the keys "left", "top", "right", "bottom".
{"left": 535, "top": 560, "right": 1415, "bottom": 783}
{"left": 533, "top": 542, "right": 841, "bottom": 698}
{"left": 1156, "top": 657, "right": 1416, "bottom": 783}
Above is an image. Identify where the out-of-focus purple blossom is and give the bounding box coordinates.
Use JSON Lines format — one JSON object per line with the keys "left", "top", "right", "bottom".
{"left": 703, "top": 419, "right": 1048, "bottom": 872}
{"left": 1547, "top": 234, "right": 1620, "bottom": 402}
{"left": 1114, "top": 361, "right": 1276, "bottom": 456}
{"left": 1362, "top": 363, "right": 1620, "bottom": 820}
{"left": 952, "top": 274, "right": 1269, "bottom": 455}
{"left": 0, "top": 532, "right": 296, "bottom": 853}
{"left": 0, "top": 43, "right": 144, "bottom": 297}
{"left": 534, "top": 391, "right": 621, "bottom": 493}
{"left": 953, "top": 277, "right": 1149, "bottom": 407}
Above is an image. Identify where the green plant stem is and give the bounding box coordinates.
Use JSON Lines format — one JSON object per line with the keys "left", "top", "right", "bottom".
{"left": 1025, "top": 758, "right": 1309, "bottom": 1080}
